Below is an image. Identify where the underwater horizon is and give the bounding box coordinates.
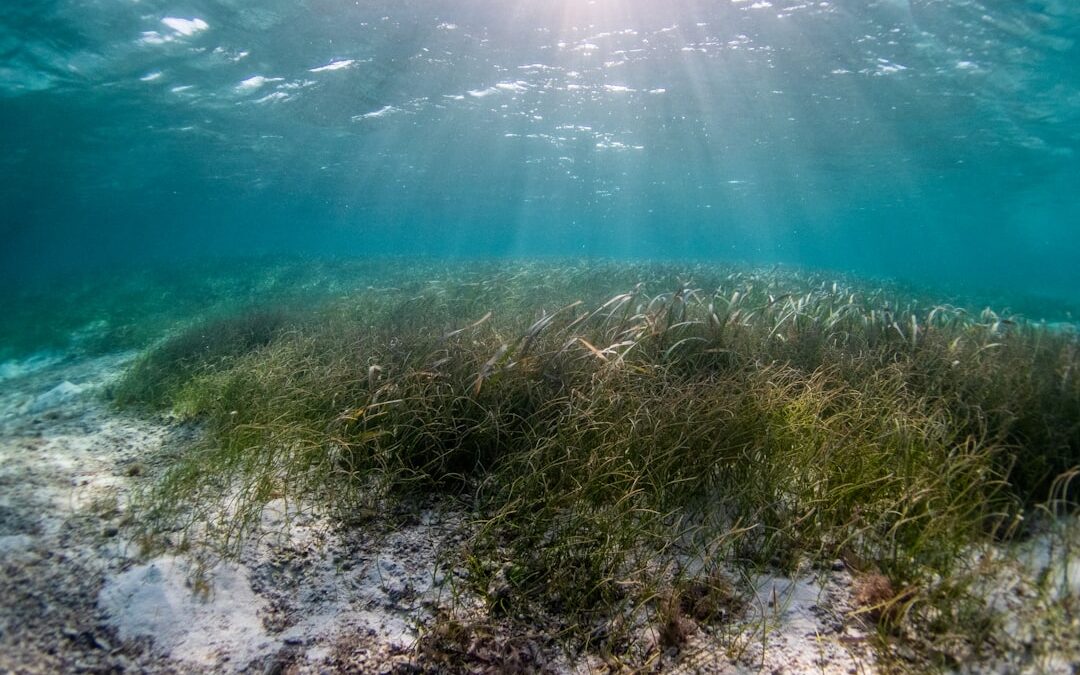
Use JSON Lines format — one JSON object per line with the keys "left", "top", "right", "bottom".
{"left": 1, "top": 0, "right": 1079, "bottom": 303}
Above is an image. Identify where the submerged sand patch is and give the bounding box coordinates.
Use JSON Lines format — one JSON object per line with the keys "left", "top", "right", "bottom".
{"left": 99, "top": 556, "right": 273, "bottom": 667}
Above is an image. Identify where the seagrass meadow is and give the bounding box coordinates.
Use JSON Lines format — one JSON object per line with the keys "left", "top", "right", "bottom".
{"left": 4, "top": 2, "right": 1080, "bottom": 670}
{"left": 13, "top": 256, "right": 1067, "bottom": 670}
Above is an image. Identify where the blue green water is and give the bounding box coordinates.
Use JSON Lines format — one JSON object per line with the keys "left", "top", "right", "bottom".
{"left": 1, "top": 1, "right": 1078, "bottom": 302}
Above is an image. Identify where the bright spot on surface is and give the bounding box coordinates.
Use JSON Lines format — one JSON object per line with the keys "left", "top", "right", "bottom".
{"left": 309, "top": 59, "right": 356, "bottom": 73}
{"left": 140, "top": 71, "right": 163, "bottom": 82}
{"left": 873, "top": 60, "right": 907, "bottom": 75}
{"left": 353, "top": 105, "right": 400, "bottom": 121}
{"left": 279, "top": 79, "right": 316, "bottom": 90}
{"left": 137, "top": 32, "right": 168, "bottom": 46}
{"left": 253, "top": 92, "right": 290, "bottom": 104}
{"left": 467, "top": 81, "right": 528, "bottom": 97}
{"left": 496, "top": 81, "right": 529, "bottom": 92}
{"left": 161, "top": 17, "right": 209, "bottom": 36}
{"left": 596, "top": 140, "right": 645, "bottom": 150}
{"left": 236, "top": 76, "right": 282, "bottom": 91}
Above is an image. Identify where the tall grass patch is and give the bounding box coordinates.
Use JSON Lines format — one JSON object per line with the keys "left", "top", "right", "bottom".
{"left": 116, "top": 260, "right": 1080, "bottom": 665}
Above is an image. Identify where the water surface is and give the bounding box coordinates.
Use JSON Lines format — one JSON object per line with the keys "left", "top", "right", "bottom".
{"left": 1, "top": 0, "right": 1077, "bottom": 301}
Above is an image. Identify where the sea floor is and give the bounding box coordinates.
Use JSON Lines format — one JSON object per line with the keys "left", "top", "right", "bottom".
{"left": 0, "top": 350, "right": 885, "bottom": 673}
{"left": 0, "top": 348, "right": 1075, "bottom": 673}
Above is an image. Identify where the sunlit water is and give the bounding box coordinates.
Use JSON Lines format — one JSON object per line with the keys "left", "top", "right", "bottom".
{"left": 1, "top": 5, "right": 1079, "bottom": 672}
{"left": 1, "top": 0, "right": 1078, "bottom": 302}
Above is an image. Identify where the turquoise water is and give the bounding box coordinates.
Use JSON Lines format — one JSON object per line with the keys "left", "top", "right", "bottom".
{"left": 1, "top": 1, "right": 1078, "bottom": 301}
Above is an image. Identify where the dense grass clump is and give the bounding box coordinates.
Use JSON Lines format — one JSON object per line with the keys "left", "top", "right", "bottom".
{"left": 114, "top": 259, "right": 1080, "bottom": 666}
{"left": 112, "top": 309, "right": 289, "bottom": 408}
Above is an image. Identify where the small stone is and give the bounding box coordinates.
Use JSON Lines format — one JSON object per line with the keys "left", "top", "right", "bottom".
{"left": 845, "top": 627, "right": 867, "bottom": 640}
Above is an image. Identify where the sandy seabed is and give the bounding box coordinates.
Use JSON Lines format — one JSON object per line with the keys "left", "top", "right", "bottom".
{"left": 1, "top": 350, "right": 1070, "bottom": 673}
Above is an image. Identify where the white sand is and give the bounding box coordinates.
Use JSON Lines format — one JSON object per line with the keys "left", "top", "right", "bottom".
{"left": 99, "top": 557, "right": 275, "bottom": 667}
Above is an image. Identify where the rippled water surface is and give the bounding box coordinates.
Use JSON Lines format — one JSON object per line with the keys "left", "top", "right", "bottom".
{"left": 1, "top": 0, "right": 1078, "bottom": 299}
